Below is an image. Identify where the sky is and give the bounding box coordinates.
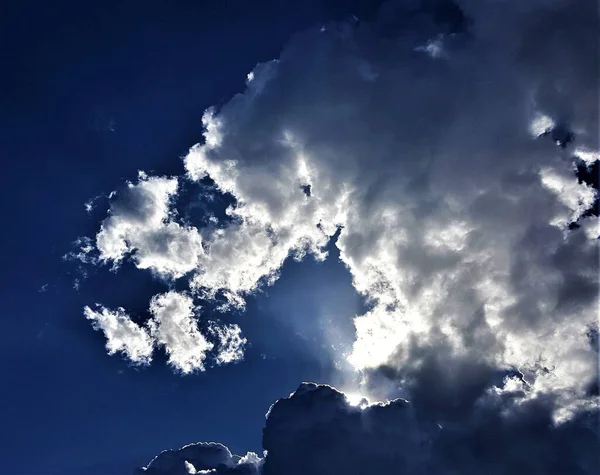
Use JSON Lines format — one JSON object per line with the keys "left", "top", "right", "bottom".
{"left": 1, "top": 1, "right": 598, "bottom": 475}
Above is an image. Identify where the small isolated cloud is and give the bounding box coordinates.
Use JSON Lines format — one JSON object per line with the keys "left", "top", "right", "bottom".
{"left": 210, "top": 323, "right": 247, "bottom": 365}
{"left": 137, "top": 382, "right": 599, "bottom": 474}
{"left": 147, "top": 292, "right": 214, "bottom": 374}
{"left": 85, "top": 292, "right": 247, "bottom": 373}
{"left": 84, "top": 305, "right": 154, "bottom": 365}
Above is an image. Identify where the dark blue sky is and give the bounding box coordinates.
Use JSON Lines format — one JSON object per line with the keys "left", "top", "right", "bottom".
{"left": 0, "top": 2, "right": 378, "bottom": 473}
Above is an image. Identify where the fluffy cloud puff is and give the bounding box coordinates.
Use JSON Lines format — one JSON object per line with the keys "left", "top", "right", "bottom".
{"left": 81, "top": 172, "right": 248, "bottom": 371}
{"left": 135, "top": 442, "right": 261, "bottom": 475}
{"left": 84, "top": 305, "right": 154, "bottom": 365}
{"left": 96, "top": 171, "right": 203, "bottom": 279}
{"left": 147, "top": 292, "right": 215, "bottom": 373}
{"left": 85, "top": 292, "right": 245, "bottom": 373}
{"left": 80, "top": 0, "right": 598, "bottom": 419}
{"left": 137, "top": 382, "right": 599, "bottom": 474}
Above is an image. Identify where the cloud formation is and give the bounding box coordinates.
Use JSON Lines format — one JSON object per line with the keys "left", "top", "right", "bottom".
{"left": 147, "top": 292, "right": 214, "bottom": 373}
{"left": 61, "top": 1, "right": 600, "bottom": 471}
{"left": 183, "top": 0, "right": 599, "bottom": 415}
{"left": 96, "top": 172, "right": 203, "bottom": 279}
{"left": 85, "top": 291, "right": 245, "bottom": 373}
{"left": 262, "top": 383, "right": 599, "bottom": 475}
{"left": 77, "top": 0, "right": 597, "bottom": 423}
{"left": 135, "top": 442, "right": 261, "bottom": 475}
{"left": 137, "top": 382, "right": 599, "bottom": 474}
{"left": 84, "top": 305, "right": 154, "bottom": 365}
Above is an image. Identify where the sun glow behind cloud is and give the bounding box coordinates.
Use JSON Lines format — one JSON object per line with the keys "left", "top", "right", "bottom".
{"left": 343, "top": 391, "right": 370, "bottom": 409}
{"left": 69, "top": 0, "right": 599, "bottom": 436}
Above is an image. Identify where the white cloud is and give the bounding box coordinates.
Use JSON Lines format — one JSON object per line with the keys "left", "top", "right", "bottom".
{"left": 85, "top": 292, "right": 248, "bottom": 373}
{"left": 84, "top": 305, "right": 154, "bottom": 365}
{"left": 540, "top": 164, "right": 596, "bottom": 227}
{"left": 96, "top": 172, "right": 203, "bottom": 279}
{"left": 147, "top": 292, "right": 214, "bottom": 374}
{"left": 135, "top": 441, "right": 262, "bottom": 475}
{"left": 179, "top": 0, "right": 598, "bottom": 415}
{"left": 529, "top": 112, "right": 555, "bottom": 137}
{"left": 415, "top": 35, "right": 446, "bottom": 58}
{"left": 211, "top": 323, "right": 247, "bottom": 365}
{"left": 575, "top": 147, "right": 600, "bottom": 165}
{"left": 79, "top": 0, "right": 598, "bottom": 417}
{"left": 70, "top": 2, "right": 600, "bottom": 473}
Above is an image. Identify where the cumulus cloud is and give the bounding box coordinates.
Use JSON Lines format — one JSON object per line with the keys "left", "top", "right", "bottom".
{"left": 210, "top": 323, "right": 247, "bottom": 365}
{"left": 147, "top": 292, "right": 214, "bottom": 374}
{"left": 96, "top": 171, "right": 203, "bottom": 279}
{"left": 264, "top": 383, "right": 599, "bottom": 475}
{"left": 135, "top": 442, "right": 261, "bottom": 475}
{"left": 180, "top": 0, "right": 600, "bottom": 415}
{"left": 137, "top": 382, "right": 599, "bottom": 474}
{"left": 85, "top": 292, "right": 247, "bottom": 373}
{"left": 84, "top": 304, "right": 154, "bottom": 365}
{"left": 63, "top": 1, "right": 600, "bottom": 472}
{"left": 77, "top": 0, "right": 598, "bottom": 425}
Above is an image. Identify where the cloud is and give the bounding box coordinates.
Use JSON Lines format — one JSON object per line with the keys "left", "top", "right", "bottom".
{"left": 76, "top": 0, "right": 598, "bottom": 424}
{"left": 147, "top": 292, "right": 214, "bottom": 374}
{"left": 96, "top": 171, "right": 203, "bottom": 279}
{"left": 65, "top": 0, "right": 600, "bottom": 472}
{"left": 135, "top": 442, "right": 261, "bottom": 475}
{"left": 137, "top": 382, "right": 599, "bottom": 474}
{"left": 262, "top": 382, "right": 600, "bottom": 475}
{"left": 84, "top": 304, "right": 154, "bottom": 365}
{"left": 85, "top": 291, "right": 247, "bottom": 373}
{"left": 180, "top": 0, "right": 599, "bottom": 416}
{"left": 210, "top": 323, "right": 247, "bottom": 365}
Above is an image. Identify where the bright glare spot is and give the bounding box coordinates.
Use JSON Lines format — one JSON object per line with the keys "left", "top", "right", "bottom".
{"left": 529, "top": 113, "right": 554, "bottom": 137}
{"left": 415, "top": 38, "right": 444, "bottom": 58}
{"left": 296, "top": 154, "right": 312, "bottom": 184}
{"left": 348, "top": 307, "right": 411, "bottom": 370}
{"left": 184, "top": 460, "right": 197, "bottom": 474}
{"left": 345, "top": 391, "right": 370, "bottom": 409}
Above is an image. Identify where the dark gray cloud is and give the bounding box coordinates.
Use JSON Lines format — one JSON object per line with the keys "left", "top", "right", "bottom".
{"left": 263, "top": 383, "right": 600, "bottom": 475}
{"left": 135, "top": 442, "right": 261, "bottom": 475}
{"left": 137, "top": 382, "right": 599, "bottom": 475}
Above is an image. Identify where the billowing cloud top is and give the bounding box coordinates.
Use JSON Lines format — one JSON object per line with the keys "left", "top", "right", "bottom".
{"left": 74, "top": 0, "right": 597, "bottom": 431}
{"left": 135, "top": 441, "right": 261, "bottom": 475}
{"left": 137, "top": 382, "right": 599, "bottom": 474}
